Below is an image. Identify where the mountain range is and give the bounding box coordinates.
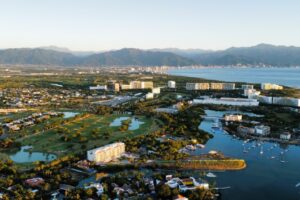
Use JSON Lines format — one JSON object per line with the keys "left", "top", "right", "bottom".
{"left": 1, "top": 44, "right": 300, "bottom": 67}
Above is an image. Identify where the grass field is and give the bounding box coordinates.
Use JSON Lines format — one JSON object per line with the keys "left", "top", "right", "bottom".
{"left": 19, "top": 114, "right": 158, "bottom": 157}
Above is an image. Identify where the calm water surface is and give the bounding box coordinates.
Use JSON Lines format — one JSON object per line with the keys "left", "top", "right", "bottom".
{"left": 168, "top": 67, "right": 300, "bottom": 88}
{"left": 197, "top": 110, "right": 300, "bottom": 200}
{"left": 9, "top": 146, "right": 57, "bottom": 163}
{"left": 110, "top": 116, "right": 144, "bottom": 130}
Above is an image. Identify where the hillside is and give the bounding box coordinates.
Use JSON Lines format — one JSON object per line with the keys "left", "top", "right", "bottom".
{"left": 0, "top": 48, "right": 194, "bottom": 66}
{"left": 192, "top": 44, "right": 300, "bottom": 66}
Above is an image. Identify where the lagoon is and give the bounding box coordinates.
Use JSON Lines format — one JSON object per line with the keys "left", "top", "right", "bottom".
{"left": 196, "top": 110, "right": 300, "bottom": 200}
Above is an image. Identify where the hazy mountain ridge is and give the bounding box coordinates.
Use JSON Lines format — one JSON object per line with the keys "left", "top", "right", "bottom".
{"left": 0, "top": 48, "right": 194, "bottom": 66}
{"left": 1, "top": 44, "right": 300, "bottom": 66}
{"left": 192, "top": 44, "right": 300, "bottom": 66}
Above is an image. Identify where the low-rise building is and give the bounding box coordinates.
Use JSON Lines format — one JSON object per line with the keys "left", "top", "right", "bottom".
{"left": 254, "top": 125, "right": 271, "bottom": 136}
{"left": 87, "top": 142, "right": 125, "bottom": 163}
{"left": 243, "top": 89, "right": 261, "bottom": 97}
{"left": 193, "top": 97, "right": 259, "bottom": 106}
{"left": 280, "top": 132, "right": 291, "bottom": 140}
{"left": 272, "top": 97, "right": 300, "bottom": 107}
{"left": 237, "top": 126, "right": 255, "bottom": 135}
{"left": 152, "top": 87, "right": 161, "bottom": 94}
{"left": 224, "top": 114, "right": 242, "bottom": 122}
{"left": 89, "top": 85, "right": 107, "bottom": 90}
{"left": 145, "top": 93, "right": 154, "bottom": 99}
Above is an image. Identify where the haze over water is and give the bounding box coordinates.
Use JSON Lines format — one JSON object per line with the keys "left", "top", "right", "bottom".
{"left": 168, "top": 67, "right": 300, "bottom": 88}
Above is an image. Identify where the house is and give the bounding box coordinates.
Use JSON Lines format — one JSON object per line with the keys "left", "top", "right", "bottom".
{"left": 25, "top": 177, "right": 45, "bottom": 187}
{"left": 280, "top": 132, "right": 291, "bottom": 140}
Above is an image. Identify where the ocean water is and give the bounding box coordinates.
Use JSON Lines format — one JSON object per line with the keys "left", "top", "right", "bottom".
{"left": 168, "top": 67, "right": 300, "bottom": 88}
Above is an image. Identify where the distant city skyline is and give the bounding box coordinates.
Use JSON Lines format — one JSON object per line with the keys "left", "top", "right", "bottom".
{"left": 1, "top": 0, "right": 300, "bottom": 51}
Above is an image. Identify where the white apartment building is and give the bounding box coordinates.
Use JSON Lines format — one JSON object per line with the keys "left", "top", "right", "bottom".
{"left": 87, "top": 142, "right": 125, "bottom": 163}
{"left": 168, "top": 81, "right": 176, "bottom": 89}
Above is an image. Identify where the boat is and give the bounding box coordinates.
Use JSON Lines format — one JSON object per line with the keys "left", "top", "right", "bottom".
{"left": 206, "top": 172, "right": 217, "bottom": 178}
{"left": 260, "top": 146, "right": 264, "bottom": 155}
{"left": 270, "top": 156, "right": 276, "bottom": 159}
{"left": 243, "top": 146, "right": 249, "bottom": 153}
{"left": 295, "top": 183, "right": 300, "bottom": 188}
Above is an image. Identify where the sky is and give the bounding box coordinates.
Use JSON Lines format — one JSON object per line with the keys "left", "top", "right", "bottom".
{"left": 1, "top": 0, "right": 300, "bottom": 51}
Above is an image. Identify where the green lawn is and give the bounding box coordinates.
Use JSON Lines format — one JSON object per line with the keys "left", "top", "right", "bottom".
{"left": 19, "top": 114, "right": 157, "bottom": 157}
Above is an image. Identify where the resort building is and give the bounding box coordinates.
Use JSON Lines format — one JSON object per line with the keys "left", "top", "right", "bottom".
{"left": 107, "top": 80, "right": 120, "bottom": 92}
{"left": 210, "top": 83, "right": 223, "bottom": 90}
{"left": 272, "top": 97, "right": 300, "bottom": 107}
{"left": 254, "top": 125, "right": 271, "bottom": 136}
{"left": 261, "top": 83, "right": 283, "bottom": 90}
{"left": 241, "top": 85, "right": 254, "bottom": 90}
{"left": 141, "top": 81, "right": 154, "bottom": 89}
{"left": 130, "top": 81, "right": 142, "bottom": 89}
{"left": 192, "top": 97, "right": 259, "bottom": 106}
{"left": 223, "top": 83, "right": 236, "bottom": 90}
{"left": 87, "top": 142, "right": 125, "bottom": 163}
{"left": 120, "top": 84, "right": 131, "bottom": 90}
{"left": 168, "top": 80, "right": 176, "bottom": 88}
{"left": 224, "top": 114, "right": 243, "bottom": 122}
{"left": 255, "top": 95, "right": 273, "bottom": 104}
{"left": 186, "top": 83, "right": 210, "bottom": 90}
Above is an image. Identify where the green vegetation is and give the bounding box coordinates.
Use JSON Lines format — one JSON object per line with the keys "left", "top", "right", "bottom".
{"left": 19, "top": 114, "right": 157, "bottom": 157}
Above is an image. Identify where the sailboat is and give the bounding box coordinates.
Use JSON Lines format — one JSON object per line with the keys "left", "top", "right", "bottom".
{"left": 260, "top": 146, "right": 264, "bottom": 155}
{"left": 243, "top": 146, "right": 249, "bottom": 153}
